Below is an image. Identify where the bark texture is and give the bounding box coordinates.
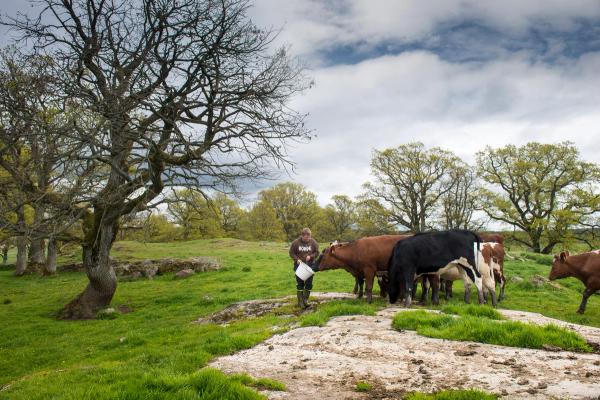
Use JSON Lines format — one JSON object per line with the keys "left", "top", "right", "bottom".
{"left": 44, "top": 238, "right": 57, "bottom": 275}
{"left": 14, "top": 237, "right": 28, "bottom": 276}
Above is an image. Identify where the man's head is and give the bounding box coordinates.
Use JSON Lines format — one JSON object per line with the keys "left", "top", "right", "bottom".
{"left": 301, "top": 227, "right": 312, "bottom": 242}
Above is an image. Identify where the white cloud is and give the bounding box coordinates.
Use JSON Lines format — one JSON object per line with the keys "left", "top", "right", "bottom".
{"left": 284, "top": 50, "right": 600, "bottom": 204}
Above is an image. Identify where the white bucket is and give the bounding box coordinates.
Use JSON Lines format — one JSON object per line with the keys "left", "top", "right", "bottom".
{"left": 295, "top": 261, "right": 315, "bottom": 281}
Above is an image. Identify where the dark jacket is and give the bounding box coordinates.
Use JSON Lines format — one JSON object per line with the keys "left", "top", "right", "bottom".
{"left": 289, "top": 237, "right": 319, "bottom": 266}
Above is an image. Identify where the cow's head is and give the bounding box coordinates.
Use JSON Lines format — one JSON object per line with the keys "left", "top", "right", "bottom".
{"left": 312, "top": 240, "right": 344, "bottom": 271}
{"left": 549, "top": 251, "right": 570, "bottom": 280}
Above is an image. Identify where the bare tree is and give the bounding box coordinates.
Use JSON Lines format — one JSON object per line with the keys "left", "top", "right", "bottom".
{"left": 3, "top": 0, "right": 310, "bottom": 318}
{"left": 364, "top": 142, "right": 462, "bottom": 233}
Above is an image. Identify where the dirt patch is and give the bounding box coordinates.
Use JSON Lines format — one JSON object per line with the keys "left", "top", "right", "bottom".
{"left": 210, "top": 301, "right": 600, "bottom": 399}
{"left": 195, "top": 292, "right": 355, "bottom": 324}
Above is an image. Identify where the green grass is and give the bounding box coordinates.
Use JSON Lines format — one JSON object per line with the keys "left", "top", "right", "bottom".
{"left": 404, "top": 389, "right": 498, "bottom": 400}
{"left": 0, "top": 238, "right": 357, "bottom": 399}
{"left": 2, "top": 238, "right": 600, "bottom": 399}
{"left": 392, "top": 310, "right": 592, "bottom": 352}
{"left": 355, "top": 381, "right": 372, "bottom": 392}
{"left": 440, "top": 304, "right": 504, "bottom": 320}
{"left": 230, "top": 373, "right": 286, "bottom": 391}
{"left": 299, "top": 299, "right": 382, "bottom": 327}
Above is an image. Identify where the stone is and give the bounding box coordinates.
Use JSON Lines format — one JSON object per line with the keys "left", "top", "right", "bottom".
{"left": 517, "top": 378, "right": 529, "bottom": 385}
{"left": 130, "top": 271, "right": 142, "bottom": 279}
{"left": 144, "top": 265, "right": 158, "bottom": 279}
{"left": 531, "top": 275, "right": 549, "bottom": 287}
{"left": 454, "top": 350, "right": 477, "bottom": 357}
{"left": 175, "top": 269, "right": 195, "bottom": 279}
{"left": 542, "top": 344, "right": 561, "bottom": 352}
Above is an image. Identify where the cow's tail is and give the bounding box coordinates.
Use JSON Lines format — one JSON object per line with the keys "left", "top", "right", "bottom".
{"left": 473, "top": 232, "right": 481, "bottom": 274}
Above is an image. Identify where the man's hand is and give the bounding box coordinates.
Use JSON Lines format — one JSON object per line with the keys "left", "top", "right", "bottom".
{"left": 305, "top": 255, "right": 311, "bottom": 262}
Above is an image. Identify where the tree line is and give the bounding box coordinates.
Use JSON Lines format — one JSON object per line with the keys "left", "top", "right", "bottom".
{"left": 117, "top": 140, "right": 600, "bottom": 256}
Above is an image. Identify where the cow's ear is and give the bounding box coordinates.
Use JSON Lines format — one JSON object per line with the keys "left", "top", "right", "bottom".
{"left": 560, "top": 251, "right": 568, "bottom": 262}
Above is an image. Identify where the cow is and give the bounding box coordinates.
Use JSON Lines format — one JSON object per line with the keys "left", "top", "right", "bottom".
{"left": 486, "top": 242, "right": 506, "bottom": 300}
{"left": 478, "top": 233, "right": 504, "bottom": 245}
{"left": 442, "top": 242, "right": 505, "bottom": 303}
{"left": 549, "top": 250, "right": 600, "bottom": 314}
{"left": 313, "top": 235, "right": 411, "bottom": 303}
{"left": 388, "top": 229, "right": 484, "bottom": 307}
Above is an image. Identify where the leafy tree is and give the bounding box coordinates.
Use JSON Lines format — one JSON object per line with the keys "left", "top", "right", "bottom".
{"left": 364, "top": 142, "right": 463, "bottom": 232}
{"left": 142, "top": 214, "right": 179, "bottom": 243}
{"left": 168, "top": 190, "right": 224, "bottom": 240}
{"left": 476, "top": 142, "right": 600, "bottom": 253}
{"left": 439, "top": 165, "right": 484, "bottom": 231}
{"left": 3, "top": 0, "right": 310, "bottom": 318}
{"left": 354, "top": 198, "right": 397, "bottom": 237}
{"left": 259, "top": 182, "right": 319, "bottom": 241}
{"left": 212, "top": 193, "right": 244, "bottom": 237}
{"left": 0, "top": 49, "right": 84, "bottom": 275}
{"left": 314, "top": 195, "right": 357, "bottom": 241}
{"left": 239, "top": 201, "right": 285, "bottom": 241}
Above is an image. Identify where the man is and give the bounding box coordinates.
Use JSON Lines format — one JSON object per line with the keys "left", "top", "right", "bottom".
{"left": 289, "top": 227, "right": 319, "bottom": 308}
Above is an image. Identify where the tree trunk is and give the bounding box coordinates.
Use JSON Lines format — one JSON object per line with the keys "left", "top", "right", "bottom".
{"left": 44, "top": 238, "right": 57, "bottom": 275}
{"left": 1, "top": 245, "right": 7, "bottom": 265}
{"left": 29, "top": 238, "right": 46, "bottom": 264}
{"left": 29, "top": 205, "right": 47, "bottom": 264}
{"left": 14, "top": 237, "right": 28, "bottom": 276}
{"left": 59, "top": 221, "right": 118, "bottom": 319}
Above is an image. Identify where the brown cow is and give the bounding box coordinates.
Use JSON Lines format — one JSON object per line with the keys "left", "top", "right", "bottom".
{"left": 487, "top": 242, "right": 506, "bottom": 300}
{"left": 549, "top": 250, "right": 600, "bottom": 314}
{"left": 313, "top": 235, "right": 411, "bottom": 303}
{"left": 478, "top": 233, "right": 504, "bottom": 244}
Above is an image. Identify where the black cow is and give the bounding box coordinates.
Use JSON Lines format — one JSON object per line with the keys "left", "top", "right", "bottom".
{"left": 388, "top": 229, "right": 484, "bottom": 307}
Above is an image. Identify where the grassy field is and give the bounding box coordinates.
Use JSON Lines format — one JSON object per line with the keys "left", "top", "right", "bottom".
{"left": 1, "top": 238, "right": 599, "bottom": 399}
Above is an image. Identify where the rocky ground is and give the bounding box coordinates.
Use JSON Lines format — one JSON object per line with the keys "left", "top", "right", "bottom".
{"left": 209, "top": 293, "right": 600, "bottom": 399}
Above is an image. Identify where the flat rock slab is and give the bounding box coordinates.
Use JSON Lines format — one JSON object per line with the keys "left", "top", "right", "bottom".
{"left": 210, "top": 304, "right": 600, "bottom": 399}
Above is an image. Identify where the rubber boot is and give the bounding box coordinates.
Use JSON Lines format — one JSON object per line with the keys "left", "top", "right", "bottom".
{"left": 303, "top": 290, "right": 311, "bottom": 308}
{"left": 297, "top": 290, "right": 305, "bottom": 308}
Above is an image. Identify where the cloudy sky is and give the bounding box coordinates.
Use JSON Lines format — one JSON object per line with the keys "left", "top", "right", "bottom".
{"left": 247, "top": 0, "right": 600, "bottom": 204}
{"left": 3, "top": 1, "right": 600, "bottom": 205}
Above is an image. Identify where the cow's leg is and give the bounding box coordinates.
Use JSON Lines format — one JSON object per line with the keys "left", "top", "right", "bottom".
{"left": 403, "top": 270, "right": 413, "bottom": 308}
{"left": 489, "top": 287, "right": 498, "bottom": 308}
{"left": 445, "top": 280, "right": 453, "bottom": 300}
{"left": 364, "top": 269, "right": 375, "bottom": 303}
{"left": 357, "top": 276, "right": 364, "bottom": 299}
{"left": 463, "top": 279, "right": 471, "bottom": 303}
{"left": 577, "top": 287, "right": 596, "bottom": 314}
{"left": 378, "top": 274, "right": 388, "bottom": 298}
{"left": 430, "top": 275, "right": 440, "bottom": 305}
{"left": 499, "top": 274, "right": 506, "bottom": 301}
{"left": 419, "top": 277, "right": 429, "bottom": 304}
{"left": 353, "top": 278, "right": 359, "bottom": 295}
{"left": 412, "top": 278, "right": 420, "bottom": 303}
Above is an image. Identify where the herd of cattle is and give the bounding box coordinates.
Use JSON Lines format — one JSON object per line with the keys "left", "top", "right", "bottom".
{"left": 311, "top": 229, "right": 600, "bottom": 314}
